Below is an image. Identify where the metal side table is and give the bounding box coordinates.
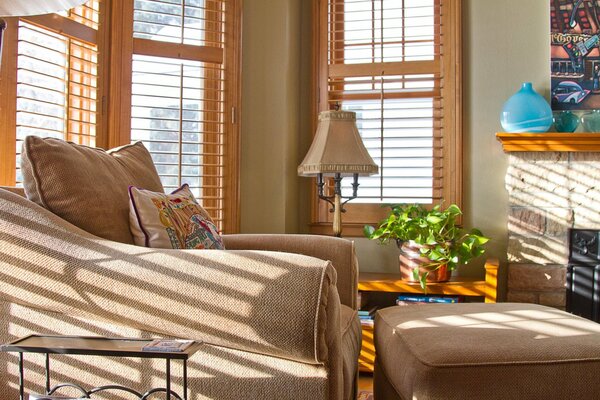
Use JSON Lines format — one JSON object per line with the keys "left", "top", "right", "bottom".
{"left": 1, "top": 334, "right": 202, "bottom": 400}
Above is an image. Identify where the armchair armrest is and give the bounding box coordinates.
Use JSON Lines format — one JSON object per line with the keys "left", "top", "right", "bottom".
{"left": 223, "top": 234, "right": 358, "bottom": 309}
{"left": 0, "top": 189, "right": 337, "bottom": 364}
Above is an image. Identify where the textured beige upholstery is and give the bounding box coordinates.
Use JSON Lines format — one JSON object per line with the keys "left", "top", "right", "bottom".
{"left": 223, "top": 234, "right": 358, "bottom": 309}
{"left": 0, "top": 188, "right": 361, "bottom": 399}
{"left": 374, "top": 303, "right": 600, "bottom": 400}
{"left": 0, "top": 186, "right": 25, "bottom": 197}
{"left": 20, "top": 137, "right": 163, "bottom": 244}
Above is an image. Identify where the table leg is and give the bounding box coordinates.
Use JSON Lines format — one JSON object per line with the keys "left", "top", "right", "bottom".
{"left": 183, "top": 360, "right": 187, "bottom": 400}
{"left": 166, "top": 358, "right": 170, "bottom": 400}
{"left": 18, "top": 352, "right": 24, "bottom": 400}
{"left": 45, "top": 353, "right": 50, "bottom": 394}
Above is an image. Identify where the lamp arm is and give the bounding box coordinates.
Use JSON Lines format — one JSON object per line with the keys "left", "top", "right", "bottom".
{"left": 316, "top": 173, "right": 336, "bottom": 208}
{"left": 315, "top": 173, "right": 361, "bottom": 211}
{"left": 340, "top": 173, "right": 359, "bottom": 207}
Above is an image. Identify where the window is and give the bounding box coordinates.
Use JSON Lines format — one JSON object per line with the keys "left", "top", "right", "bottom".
{"left": 311, "top": 0, "right": 461, "bottom": 235}
{"left": 0, "top": 0, "right": 241, "bottom": 233}
{"left": 129, "top": 0, "right": 231, "bottom": 229}
{"left": 0, "top": 1, "right": 100, "bottom": 185}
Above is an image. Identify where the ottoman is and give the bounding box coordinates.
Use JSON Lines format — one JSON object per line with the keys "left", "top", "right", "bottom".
{"left": 374, "top": 303, "right": 600, "bottom": 400}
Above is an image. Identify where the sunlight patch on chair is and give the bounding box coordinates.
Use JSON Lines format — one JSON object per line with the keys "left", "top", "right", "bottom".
{"left": 2, "top": 272, "right": 88, "bottom": 309}
{"left": 83, "top": 293, "right": 271, "bottom": 347}
{"left": 5, "top": 225, "right": 108, "bottom": 261}
{"left": 102, "top": 256, "right": 270, "bottom": 296}
{"left": 206, "top": 346, "right": 327, "bottom": 378}
{"left": 78, "top": 269, "right": 253, "bottom": 316}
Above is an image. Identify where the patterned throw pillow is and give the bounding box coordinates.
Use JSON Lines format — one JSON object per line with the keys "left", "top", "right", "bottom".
{"left": 128, "top": 184, "right": 225, "bottom": 250}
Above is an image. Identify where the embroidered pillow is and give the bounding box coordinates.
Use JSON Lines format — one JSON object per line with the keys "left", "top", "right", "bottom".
{"left": 129, "top": 184, "right": 225, "bottom": 250}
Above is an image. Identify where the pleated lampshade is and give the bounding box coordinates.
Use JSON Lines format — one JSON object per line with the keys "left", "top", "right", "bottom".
{"left": 298, "top": 110, "right": 379, "bottom": 176}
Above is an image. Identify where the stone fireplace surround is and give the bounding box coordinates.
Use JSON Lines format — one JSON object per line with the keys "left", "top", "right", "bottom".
{"left": 500, "top": 133, "right": 600, "bottom": 310}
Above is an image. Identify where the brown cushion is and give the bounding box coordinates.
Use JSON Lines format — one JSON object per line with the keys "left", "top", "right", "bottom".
{"left": 375, "top": 303, "right": 600, "bottom": 399}
{"left": 21, "top": 137, "right": 163, "bottom": 244}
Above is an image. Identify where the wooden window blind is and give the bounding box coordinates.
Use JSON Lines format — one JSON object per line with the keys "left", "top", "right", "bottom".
{"left": 312, "top": 0, "right": 461, "bottom": 234}
{"left": 68, "top": 1, "right": 100, "bottom": 29}
{"left": 7, "top": 1, "right": 100, "bottom": 185}
{"left": 130, "top": 0, "right": 233, "bottom": 231}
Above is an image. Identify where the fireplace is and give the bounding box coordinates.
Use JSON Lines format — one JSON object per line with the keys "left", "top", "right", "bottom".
{"left": 500, "top": 133, "right": 600, "bottom": 310}
{"left": 567, "top": 229, "right": 600, "bottom": 321}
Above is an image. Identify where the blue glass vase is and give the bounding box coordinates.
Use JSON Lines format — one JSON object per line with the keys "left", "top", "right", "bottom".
{"left": 500, "top": 82, "right": 553, "bottom": 132}
{"left": 553, "top": 111, "right": 579, "bottom": 133}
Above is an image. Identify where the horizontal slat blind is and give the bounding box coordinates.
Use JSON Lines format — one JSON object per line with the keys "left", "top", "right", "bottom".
{"left": 131, "top": 0, "right": 227, "bottom": 230}
{"left": 68, "top": 39, "right": 97, "bottom": 145}
{"left": 329, "top": 0, "right": 442, "bottom": 204}
{"left": 133, "top": 0, "right": 224, "bottom": 46}
{"left": 68, "top": 0, "right": 100, "bottom": 29}
{"left": 15, "top": 9, "right": 99, "bottom": 183}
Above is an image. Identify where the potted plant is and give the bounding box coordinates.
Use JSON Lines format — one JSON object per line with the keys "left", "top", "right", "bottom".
{"left": 364, "top": 204, "right": 489, "bottom": 290}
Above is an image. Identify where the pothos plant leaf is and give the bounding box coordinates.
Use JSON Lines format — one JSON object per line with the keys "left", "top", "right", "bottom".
{"left": 364, "top": 203, "right": 489, "bottom": 291}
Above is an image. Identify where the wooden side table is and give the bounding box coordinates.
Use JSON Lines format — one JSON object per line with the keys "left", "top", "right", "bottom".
{"left": 1, "top": 334, "right": 203, "bottom": 400}
{"left": 357, "top": 259, "right": 499, "bottom": 372}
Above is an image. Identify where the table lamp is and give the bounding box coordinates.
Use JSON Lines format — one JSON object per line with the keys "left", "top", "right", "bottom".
{"left": 298, "top": 110, "right": 378, "bottom": 237}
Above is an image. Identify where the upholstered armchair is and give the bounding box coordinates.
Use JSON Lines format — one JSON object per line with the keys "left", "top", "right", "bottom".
{"left": 0, "top": 187, "right": 361, "bottom": 400}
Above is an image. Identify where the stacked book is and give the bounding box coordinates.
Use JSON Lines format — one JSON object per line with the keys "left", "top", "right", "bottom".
{"left": 358, "top": 305, "right": 378, "bottom": 327}
{"left": 396, "top": 294, "right": 461, "bottom": 305}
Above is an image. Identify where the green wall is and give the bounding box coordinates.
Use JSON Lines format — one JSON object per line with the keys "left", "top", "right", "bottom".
{"left": 241, "top": 0, "right": 550, "bottom": 290}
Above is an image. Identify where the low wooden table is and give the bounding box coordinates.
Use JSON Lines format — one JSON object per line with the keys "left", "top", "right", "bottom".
{"left": 1, "top": 334, "right": 203, "bottom": 400}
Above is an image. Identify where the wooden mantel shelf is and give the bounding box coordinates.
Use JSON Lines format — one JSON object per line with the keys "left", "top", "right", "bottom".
{"left": 496, "top": 132, "right": 600, "bottom": 152}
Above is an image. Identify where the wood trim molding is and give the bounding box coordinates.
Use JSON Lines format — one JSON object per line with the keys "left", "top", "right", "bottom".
{"left": 441, "top": 0, "right": 463, "bottom": 212}
{"left": 223, "top": 0, "right": 242, "bottom": 233}
{"left": 496, "top": 132, "right": 600, "bottom": 152}
{"left": 328, "top": 60, "right": 439, "bottom": 78}
{"left": 95, "top": 0, "right": 110, "bottom": 149}
{"left": 106, "top": 0, "right": 133, "bottom": 148}
{"left": 23, "top": 13, "right": 97, "bottom": 45}
{"left": 132, "top": 37, "right": 224, "bottom": 64}
{"left": 0, "top": 18, "right": 19, "bottom": 186}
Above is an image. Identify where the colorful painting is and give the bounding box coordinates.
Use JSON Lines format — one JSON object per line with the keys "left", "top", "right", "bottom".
{"left": 551, "top": 0, "right": 600, "bottom": 110}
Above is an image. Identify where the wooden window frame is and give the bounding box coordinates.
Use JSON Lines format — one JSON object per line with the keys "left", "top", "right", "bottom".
{"left": 309, "top": 0, "right": 462, "bottom": 236}
{"left": 0, "top": 0, "right": 241, "bottom": 234}
{"left": 0, "top": 8, "right": 102, "bottom": 184}
{"left": 107, "top": 0, "right": 241, "bottom": 233}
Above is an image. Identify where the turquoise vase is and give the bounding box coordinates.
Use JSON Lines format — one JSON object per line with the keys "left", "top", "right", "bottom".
{"left": 500, "top": 82, "right": 553, "bottom": 132}
{"left": 581, "top": 110, "right": 600, "bottom": 132}
{"left": 553, "top": 111, "right": 579, "bottom": 133}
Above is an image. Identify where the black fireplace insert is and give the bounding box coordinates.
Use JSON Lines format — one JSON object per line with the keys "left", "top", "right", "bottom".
{"left": 567, "top": 229, "right": 600, "bottom": 322}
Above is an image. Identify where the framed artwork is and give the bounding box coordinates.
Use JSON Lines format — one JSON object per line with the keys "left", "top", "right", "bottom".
{"left": 551, "top": 0, "right": 600, "bottom": 110}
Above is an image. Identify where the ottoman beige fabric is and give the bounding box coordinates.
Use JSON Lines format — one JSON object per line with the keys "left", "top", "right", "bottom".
{"left": 374, "top": 303, "right": 600, "bottom": 400}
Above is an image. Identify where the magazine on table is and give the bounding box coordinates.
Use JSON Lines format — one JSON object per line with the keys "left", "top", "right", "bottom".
{"left": 142, "top": 339, "right": 195, "bottom": 352}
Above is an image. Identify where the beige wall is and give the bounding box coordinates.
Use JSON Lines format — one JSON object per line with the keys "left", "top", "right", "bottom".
{"left": 240, "top": 0, "right": 551, "bottom": 289}
{"left": 241, "top": 0, "right": 303, "bottom": 233}
{"left": 462, "top": 0, "right": 549, "bottom": 289}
